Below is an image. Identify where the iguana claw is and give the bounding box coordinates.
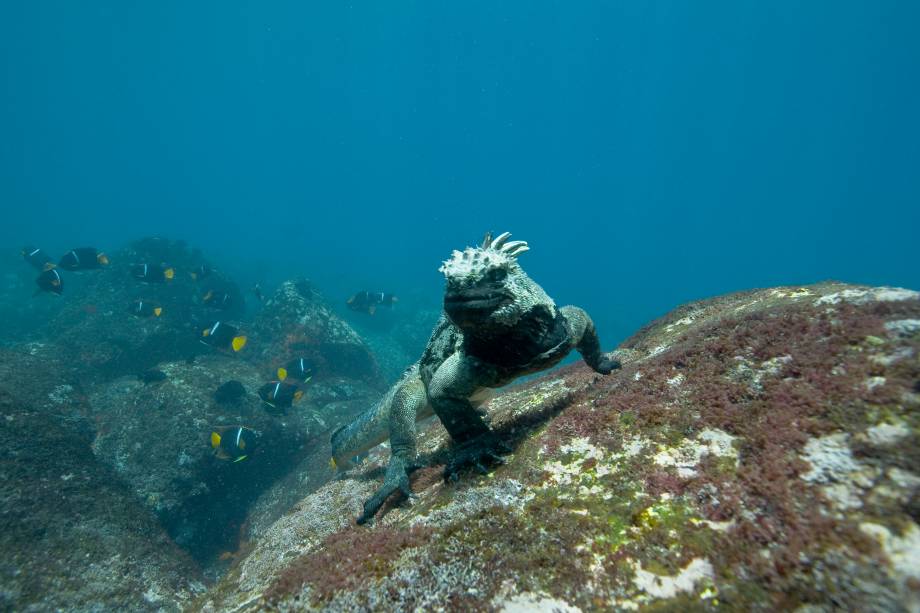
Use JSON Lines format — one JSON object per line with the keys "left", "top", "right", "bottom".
{"left": 444, "top": 433, "right": 511, "bottom": 482}
{"left": 596, "top": 354, "right": 622, "bottom": 375}
{"left": 357, "top": 457, "right": 417, "bottom": 525}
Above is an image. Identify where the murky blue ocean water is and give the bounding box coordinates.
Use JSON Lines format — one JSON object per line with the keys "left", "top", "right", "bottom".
{"left": 3, "top": 2, "right": 918, "bottom": 344}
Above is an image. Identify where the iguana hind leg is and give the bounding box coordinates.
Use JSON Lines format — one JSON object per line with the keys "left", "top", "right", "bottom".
{"left": 356, "top": 374, "right": 427, "bottom": 525}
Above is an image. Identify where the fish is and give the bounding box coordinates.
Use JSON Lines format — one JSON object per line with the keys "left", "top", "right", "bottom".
{"left": 200, "top": 321, "right": 247, "bottom": 352}
{"left": 257, "top": 380, "right": 304, "bottom": 413}
{"left": 346, "top": 290, "right": 398, "bottom": 315}
{"left": 210, "top": 426, "right": 256, "bottom": 462}
{"left": 189, "top": 264, "right": 214, "bottom": 281}
{"left": 35, "top": 267, "right": 63, "bottom": 295}
{"left": 21, "top": 246, "right": 55, "bottom": 270}
{"left": 277, "top": 357, "right": 315, "bottom": 384}
{"left": 131, "top": 263, "right": 175, "bottom": 283}
{"left": 202, "top": 290, "right": 233, "bottom": 310}
{"left": 139, "top": 369, "right": 167, "bottom": 384}
{"left": 129, "top": 300, "right": 163, "bottom": 318}
{"left": 214, "top": 380, "right": 246, "bottom": 404}
{"left": 252, "top": 284, "right": 264, "bottom": 303}
{"left": 329, "top": 451, "right": 368, "bottom": 471}
{"left": 58, "top": 247, "right": 109, "bottom": 271}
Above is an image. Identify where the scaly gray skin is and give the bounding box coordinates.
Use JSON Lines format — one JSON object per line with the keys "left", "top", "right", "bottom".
{"left": 331, "top": 232, "right": 620, "bottom": 524}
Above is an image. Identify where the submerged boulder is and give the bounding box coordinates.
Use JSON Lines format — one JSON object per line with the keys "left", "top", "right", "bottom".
{"left": 349, "top": 303, "right": 442, "bottom": 384}
{"left": 241, "top": 392, "right": 377, "bottom": 542}
{"left": 199, "top": 282, "right": 920, "bottom": 612}
{"left": 86, "top": 354, "right": 326, "bottom": 568}
{"left": 0, "top": 351, "right": 205, "bottom": 612}
{"left": 248, "top": 279, "right": 384, "bottom": 387}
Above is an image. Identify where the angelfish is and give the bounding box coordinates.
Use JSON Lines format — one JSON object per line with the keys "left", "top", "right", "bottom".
{"left": 129, "top": 300, "right": 163, "bottom": 318}
{"left": 35, "top": 266, "right": 63, "bottom": 295}
{"left": 200, "top": 321, "right": 247, "bottom": 352}
{"left": 22, "top": 246, "right": 55, "bottom": 270}
{"left": 346, "top": 291, "right": 398, "bottom": 315}
{"left": 202, "top": 290, "right": 233, "bottom": 310}
{"left": 258, "top": 380, "right": 304, "bottom": 413}
{"left": 59, "top": 247, "right": 109, "bottom": 271}
{"left": 131, "top": 263, "right": 175, "bottom": 283}
{"left": 277, "top": 357, "right": 315, "bottom": 384}
{"left": 210, "top": 426, "right": 256, "bottom": 462}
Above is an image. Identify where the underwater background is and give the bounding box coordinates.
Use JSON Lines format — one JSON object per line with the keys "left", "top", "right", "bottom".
{"left": 2, "top": 1, "right": 918, "bottom": 347}
{"left": 3, "top": 3, "right": 920, "bottom": 611}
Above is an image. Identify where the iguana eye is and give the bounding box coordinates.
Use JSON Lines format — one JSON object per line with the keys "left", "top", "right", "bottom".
{"left": 487, "top": 268, "right": 507, "bottom": 282}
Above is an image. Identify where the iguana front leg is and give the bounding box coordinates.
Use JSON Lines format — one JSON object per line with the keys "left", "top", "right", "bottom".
{"left": 357, "top": 375, "right": 427, "bottom": 525}
{"left": 560, "top": 305, "right": 621, "bottom": 374}
{"left": 428, "top": 352, "right": 510, "bottom": 481}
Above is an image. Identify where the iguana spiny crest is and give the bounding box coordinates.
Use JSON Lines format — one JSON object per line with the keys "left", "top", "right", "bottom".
{"left": 439, "top": 232, "right": 555, "bottom": 329}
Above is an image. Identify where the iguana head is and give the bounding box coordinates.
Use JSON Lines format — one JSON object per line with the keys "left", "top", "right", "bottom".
{"left": 439, "top": 232, "right": 555, "bottom": 331}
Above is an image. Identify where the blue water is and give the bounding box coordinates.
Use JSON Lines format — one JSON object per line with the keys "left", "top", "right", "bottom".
{"left": 2, "top": 2, "right": 918, "bottom": 345}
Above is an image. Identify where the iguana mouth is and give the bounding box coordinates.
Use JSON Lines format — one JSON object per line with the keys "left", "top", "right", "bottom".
{"left": 444, "top": 289, "right": 511, "bottom": 311}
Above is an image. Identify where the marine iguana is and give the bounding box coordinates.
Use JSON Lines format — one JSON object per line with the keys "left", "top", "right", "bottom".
{"left": 331, "top": 232, "right": 620, "bottom": 524}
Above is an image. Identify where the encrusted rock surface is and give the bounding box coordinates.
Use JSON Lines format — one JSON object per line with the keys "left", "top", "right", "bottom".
{"left": 0, "top": 349, "right": 205, "bottom": 612}
{"left": 197, "top": 282, "right": 920, "bottom": 612}
{"left": 1, "top": 244, "right": 392, "bottom": 602}
{"left": 87, "top": 355, "right": 316, "bottom": 565}
{"left": 248, "top": 279, "right": 384, "bottom": 386}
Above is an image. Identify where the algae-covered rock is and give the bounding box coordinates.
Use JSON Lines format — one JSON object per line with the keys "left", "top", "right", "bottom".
{"left": 248, "top": 279, "right": 384, "bottom": 386}
{"left": 241, "top": 395, "right": 377, "bottom": 542}
{"left": 0, "top": 355, "right": 205, "bottom": 612}
{"left": 199, "top": 282, "right": 920, "bottom": 612}
{"left": 86, "top": 354, "right": 329, "bottom": 568}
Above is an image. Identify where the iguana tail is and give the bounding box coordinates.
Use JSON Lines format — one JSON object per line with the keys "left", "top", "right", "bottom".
{"left": 330, "top": 364, "right": 420, "bottom": 468}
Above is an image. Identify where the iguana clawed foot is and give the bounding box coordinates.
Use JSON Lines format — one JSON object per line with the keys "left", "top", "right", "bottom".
{"left": 596, "top": 353, "right": 622, "bottom": 375}
{"left": 444, "top": 432, "right": 512, "bottom": 483}
{"left": 356, "top": 456, "right": 419, "bottom": 525}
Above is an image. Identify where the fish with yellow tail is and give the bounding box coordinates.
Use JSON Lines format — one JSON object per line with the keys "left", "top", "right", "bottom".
{"left": 131, "top": 263, "right": 175, "bottom": 283}
{"left": 34, "top": 266, "right": 63, "bottom": 296}
{"left": 128, "top": 300, "right": 163, "bottom": 318}
{"left": 346, "top": 291, "right": 398, "bottom": 315}
{"left": 22, "top": 246, "right": 55, "bottom": 270}
{"left": 210, "top": 426, "right": 256, "bottom": 462}
{"left": 277, "top": 357, "right": 315, "bottom": 384}
{"left": 200, "top": 321, "right": 247, "bottom": 352}
{"left": 258, "top": 380, "right": 304, "bottom": 414}
{"left": 59, "top": 247, "right": 109, "bottom": 271}
{"left": 189, "top": 264, "right": 214, "bottom": 281}
{"left": 202, "top": 289, "right": 233, "bottom": 310}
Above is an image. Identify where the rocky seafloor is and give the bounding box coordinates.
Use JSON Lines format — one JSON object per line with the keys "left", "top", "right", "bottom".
{"left": 1, "top": 247, "right": 918, "bottom": 612}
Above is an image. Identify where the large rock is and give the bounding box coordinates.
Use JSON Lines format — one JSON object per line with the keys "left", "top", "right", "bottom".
{"left": 248, "top": 279, "right": 384, "bottom": 387}
{"left": 348, "top": 303, "right": 441, "bottom": 384}
{"left": 42, "top": 237, "right": 244, "bottom": 383}
{"left": 198, "top": 283, "right": 920, "bottom": 612}
{"left": 0, "top": 349, "right": 205, "bottom": 612}
{"left": 240, "top": 385, "right": 379, "bottom": 542}
{"left": 86, "top": 354, "right": 330, "bottom": 570}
